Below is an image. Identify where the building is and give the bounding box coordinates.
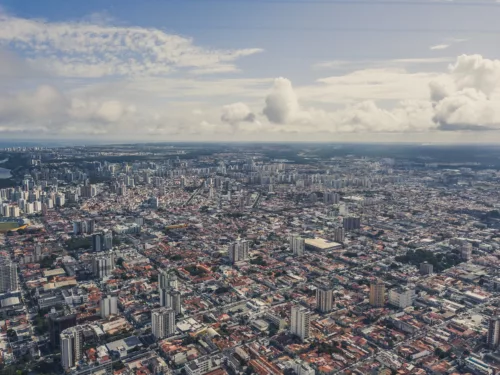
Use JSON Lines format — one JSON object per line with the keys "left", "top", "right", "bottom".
{"left": 419, "top": 262, "right": 433, "bottom": 275}
{"left": 324, "top": 191, "right": 340, "bottom": 205}
{"left": 185, "top": 355, "right": 223, "bottom": 375}
{"left": 228, "top": 240, "right": 250, "bottom": 263}
{"left": 290, "top": 235, "right": 305, "bottom": 257}
{"left": 159, "top": 270, "right": 178, "bottom": 289}
{"left": 461, "top": 242, "right": 472, "bottom": 261}
{"left": 100, "top": 295, "right": 118, "bottom": 318}
{"left": 343, "top": 216, "right": 361, "bottom": 231}
{"left": 290, "top": 305, "right": 310, "bottom": 341}
{"left": 92, "top": 232, "right": 113, "bottom": 252}
{"left": 369, "top": 279, "right": 386, "bottom": 307}
{"left": 49, "top": 313, "right": 77, "bottom": 349}
{"left": 151, "top": 307, "right": 176, "bottom": 339}
{"left": 487, "top": 317, "right": 500, "bottom": 348}
{"left": 0, "top": 258, "right": 18, "bottom": 293}
{"left": 334, "top": 227, "right": 345, "bottom": 243}
{"left": 92, "top": 252, "right": 115, "bottom": 279}
{"left": 304, "top": 238, "right": 342, "bottom": 252}
{"left": 388, "top": 287, "right": 415, "bottom": 309}
{"left": 61, "top": 326, "right": 83, "bottom": 370}
{"left": 316, "top": 285, "right": 333, "bottom": 313}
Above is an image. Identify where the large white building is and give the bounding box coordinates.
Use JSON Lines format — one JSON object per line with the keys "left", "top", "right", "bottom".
{"left": 228, "top": 240, "right": 250, "bottom": 263}
{"left": 0, "top": 258, "right": 18, "bottom": 293}
{"left": 316, "top": 285, "right": 333, "bottom": 313}
{"left": 100, "top": 295, "right": 118, "bottom": 319}
{"left": 388, "top": 287, "right": 415, "bottom": 309}
{"left": 60, "top": 326, "right": 83, "bottom": 370}
{"left": 151, "top": 307, "right": 176, "bottom": 339}
{"left": 290, "top": 235, "right": 305, "bottom": 257}
{"left": 290, "top": 305, "right": 310, "bottom": 341}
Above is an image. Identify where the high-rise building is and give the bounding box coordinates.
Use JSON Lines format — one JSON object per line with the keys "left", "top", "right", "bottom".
{"left": 419, "top": 262, "right": 433, "bottom": 275}
{"left": 159, "top": 270, "right": 178, "bottom": 289}
{"left": 92, "top": 251, "right": 115, "bottom": 279}
{"left": 324, "top": 191, "right": 340, "bottom": 205}
{"left": 151, "top": 307, "right": 176, "bottom": 339}
{"left": 92, "top": 232, "right": 113, "bottom": 252}
{"left": 60, "top": 326, "right": 83, "bottom": 370}
{"left": 343, "top": 216, "right": 361, "bottom": 231}
{"left": 290, "top": 305, "right": 311, "bottom": 341}
{"left": 290, "top": 235, "right": 305, "bottom": 257}
{"left": 0, "top": 258, "right": 18, "bottom": 293}
{"left": 369, "top": 279, "right": 386, "bottom": 307}
{"left": 487, "top": 317, "right": 500, "bottom": 348}
{"left": 228, "top": 240, "right": 250, "bottom": 264}
{"left": 334, "top": 227, "right": 345, "bottom": 243}
{"left": 461, "top": 242, "right": 472, "bottom": 261}
{"left": 165, "top": 290, "right": 182, "bottom": 315}
{"left": 100, "top": 295, "right": 118, "bottom": 318}
{"left": 34, "top": 243, "right": 42, "bottom": 262}
{"left": 316, "top": 285, "right": 333, "bottom": 313}
{"left": 48, "top": 313, "right": 77, "bottom": 349}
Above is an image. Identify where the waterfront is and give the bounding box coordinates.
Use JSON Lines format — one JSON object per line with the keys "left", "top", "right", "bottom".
{"left": 0, "top": 159, "right": 11, "bottom": 179}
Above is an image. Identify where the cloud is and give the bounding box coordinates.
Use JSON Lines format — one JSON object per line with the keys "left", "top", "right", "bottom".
{"left": 263, "top": 78, "right": 310, "bottom": 124}
{"left": 430, "top": 44, "right": 450, "bottom": 50}
{"left": 313, "top": 57, "right": 452, "bottom": 70}
{"left": 221, "top": 102, "right": 256, "bottom": 125}
{"left": 430, "top": 54, "right": 500, "bottom": 130}
{"left": 0, "top": 13, "right": 263, "bottom": 77}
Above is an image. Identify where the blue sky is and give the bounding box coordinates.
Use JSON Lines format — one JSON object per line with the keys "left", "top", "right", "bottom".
{"left": 0, "top": 0, "right": 499, "bottom": 142}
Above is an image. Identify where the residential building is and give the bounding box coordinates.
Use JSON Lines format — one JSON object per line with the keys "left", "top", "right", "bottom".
{"left": 369, "top": 279, "right": 386, "bottom": 307}
{"left": 151, "top": 307, "right": 176, "bottom": 339}
{"left": 316, "top": 285, "right": 333, "bottom": 313}
{"left": 100, "top": 295, "right": 118, "bottom": 318}
{"left": 290, "top": 305, "right": 310, "bottom": 341}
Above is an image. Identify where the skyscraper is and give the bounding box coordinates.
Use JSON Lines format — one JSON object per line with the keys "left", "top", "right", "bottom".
{"left": 49, "top": 313, "right": 77, "bottom": 349}
{"left": 151, "top": 307, "right": 176, "bottom": 339}
{"left": 228, "top": 240, "right": 250, "bottom": 264}
{"left": 100, "top": 295, "right": 118, "bottom": 318}
{"left": 290, "top": 305, "right": 311, "bottom": 341}
{"left": 487, "top": 317, "right": 500, "bottom": 348}
{"left": 369, "top": 279, "right": 386, "bottom": 307}
{"left": 316, "top": 285, "right": 333, "bottom": 313}
{"left": 60, "top": 326, "right": 83, "bottom": 370}
{"left": 0, "top": 258, "right": 18, "bottom": 293}
{"left": 290, "top": 235, "right": 305, "bottom": 257}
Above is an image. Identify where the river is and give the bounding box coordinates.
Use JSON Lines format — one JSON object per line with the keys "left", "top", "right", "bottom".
{"left": 0, "top": 159, "right": 11, "bottom": 179}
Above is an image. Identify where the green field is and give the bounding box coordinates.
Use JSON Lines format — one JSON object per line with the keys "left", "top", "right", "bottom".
{"left": 0, "top": 222, "right": 21, "bottom": 232}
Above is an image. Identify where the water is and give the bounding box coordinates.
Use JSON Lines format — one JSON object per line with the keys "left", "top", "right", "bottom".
{"left": 0, "top": 167, "right": 11, "bottom": 179}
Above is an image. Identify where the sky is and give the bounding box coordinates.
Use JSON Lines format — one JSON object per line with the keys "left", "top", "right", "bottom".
{"left": 0, "top": 0, "right": 500, "bottom": 143}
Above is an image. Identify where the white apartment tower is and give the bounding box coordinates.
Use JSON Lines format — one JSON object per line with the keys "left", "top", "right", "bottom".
{"left": 151, "top": 307, "right": 176, "bottom": 339}
{"left": 290, "top": 235, "right": 305, "bottom": 257}
{"left": 290, "top": 305, "right": 311, "bottom": 341}
{"left": 316, "top": 285, "right": 333, "bottom": 313}
{"left": 100, "top": 295, "right": 118, "bottom": 318}
{"left": 60, "top": 326, "right": 83, "bottom": 370}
